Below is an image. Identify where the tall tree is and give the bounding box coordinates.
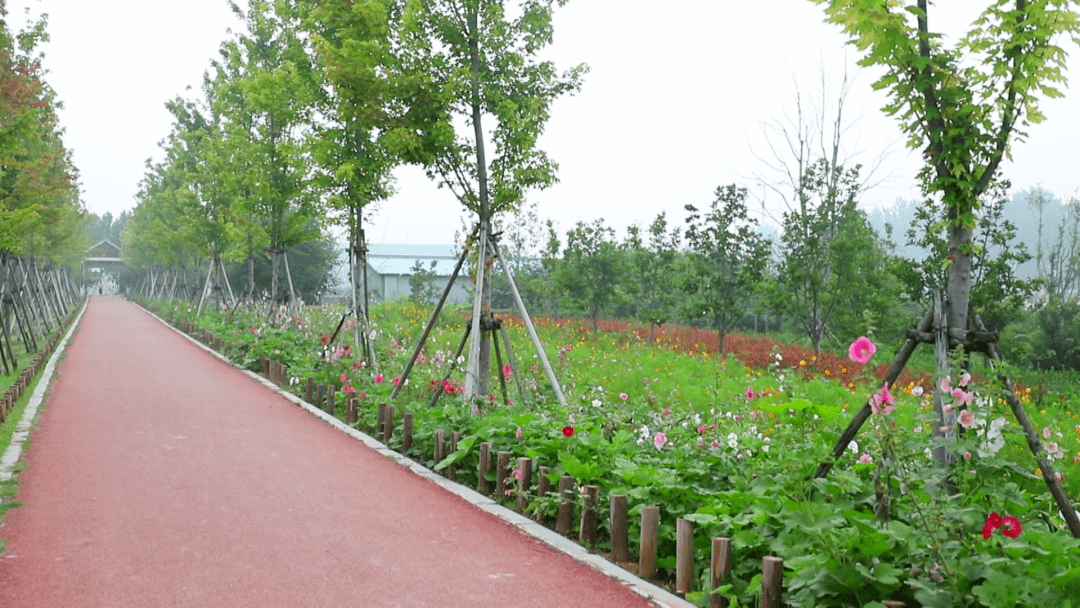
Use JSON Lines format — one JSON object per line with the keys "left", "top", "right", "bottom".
{"left": 682, "top": 185, "right": 771, "bottom": 354}
{"left": 811, "top": 0, "right": 1080, "bottom": 334}
{"left": 773, "top": 160, "right": 891, "bottom": 355}
{"left": 397, "top": 0, "right": 585, "bottom": 398}
{"left": 207, "top": 0, "right": 320, "bottom": 311}
{"left": 554, "top": 219, "right": 625, "bottom": 333}
{"left": 624, "top": 213, "right": 682, "bottom": 339}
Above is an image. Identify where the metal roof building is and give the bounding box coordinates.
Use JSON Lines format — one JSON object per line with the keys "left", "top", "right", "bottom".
{"left": 364, "top": 244, "right": 471, "bottom": 304}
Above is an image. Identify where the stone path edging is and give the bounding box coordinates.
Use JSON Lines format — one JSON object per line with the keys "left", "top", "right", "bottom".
{"left": 0, "top": 299, "right": 89, "bottom": 483}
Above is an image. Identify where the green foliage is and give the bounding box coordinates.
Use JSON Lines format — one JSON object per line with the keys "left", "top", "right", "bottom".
{"left": 810, "top": 0, "right": 1080, "bottom": 332}
{"left": 681, "top": 185, "right": 771, "bottom": 353}
{"left": 772, "top": 161, "right": 891, "bottom": 354}
{"left": 409, "top": 258, "right": 440, "bottom": 304}
{"left": 396, "top": 0, "right": 586, "bottom": 219}
{"left": 624, "top": 213, "right": 682, "bottom": 330}
{"left": 554, "top": 219, "right": 626, "bottom": 332}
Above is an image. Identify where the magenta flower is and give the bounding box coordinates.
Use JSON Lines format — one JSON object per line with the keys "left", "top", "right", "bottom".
{"left": 373, "top": 373, "right": 384, "bottom": 384}
{"left": 848, "top": 336, "right": 876, "bottom": 364}
{"left": 515, "top": 427, "right": 523, "bottom": 439}
{"left": 745, "top": 386, "right": 755, "bottom": 400}
{"left": 392, "top": 375, "right": 402, "bottom": 387}
{"left": 562, "top": 425, "right": 575, "bottom": 438}
{"left": 619, "top": 392, "right": 629, "bottom": 401}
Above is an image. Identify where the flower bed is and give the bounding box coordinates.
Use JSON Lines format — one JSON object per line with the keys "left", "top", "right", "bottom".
{"left": 146, "top": 297, "right": 1080, "bottom": 607}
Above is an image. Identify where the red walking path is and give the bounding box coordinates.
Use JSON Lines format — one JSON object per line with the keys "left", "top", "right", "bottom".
{"left": 0, "top": 297, "right": 690, "bottom": 607}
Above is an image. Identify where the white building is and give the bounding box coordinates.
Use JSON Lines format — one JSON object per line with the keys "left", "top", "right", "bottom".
{"left": 361, "top": 244, "right": 472, "bottom": 304}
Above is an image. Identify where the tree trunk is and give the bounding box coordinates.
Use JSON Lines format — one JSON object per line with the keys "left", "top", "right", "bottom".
{"left": 464, "top": 6, "right": 492, "bottom": 401}
{"left": 946, "top": 222, "right": 974, "bottom": 336}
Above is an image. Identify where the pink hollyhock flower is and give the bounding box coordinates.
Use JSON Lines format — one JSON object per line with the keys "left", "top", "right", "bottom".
{"left": 340, "top": 374, "right": 348, "bottom": 383}
{"left": 870, "top": 383, "right": 895, "bottom": 415}
{"left": 858, "top": 453, "right": 873, "bottom": 464}
{"left": 958, "top": 410, "right": 976, "bottom": 428}
{"left": 343, "top": 385, "right": 356, "bottom": 394}
{"left": 1044, "top": 427, "right": 1052, "bottom": 439}
{"left": 653, "top": 432, "right": 668, "bottom": 450}
{"left": 392, "top": 375, "right": 402, "bottom": 387}
{"left": 940, "top": 377, "right": 952, "bottom": 393}
{"left": 959, "top": 371, "right": 972, "bottom": 386}
{"left": 951, "top": 388, "right": 973, "bottom": 407}
{"left": 513, "top": 469, "right": 523, "bottom": 480}
{"left": 373, "top": 373, "right": 384, "bottom": 384}
{"left": 515, "top": 427, "right": 523, "bottom": 439}
{"left": 697, "top": 425, "right": 706, "bottom": 435}
{"left": 663, "top": 407, "right": 671, "bottom": 415}
{"left": 848, "top": 336, "right": 876, "bottom": 364}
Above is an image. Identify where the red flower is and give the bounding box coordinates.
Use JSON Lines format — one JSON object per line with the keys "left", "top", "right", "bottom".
{"left": 982, "top": 512, "right": 1004, "bottom": 539}
{"left": 982, "top": 512, "right": 1022, "bottom": 539}
{"left": 562, "top": 425, "right": 575, "bottom": 438}
{"left": 1001, "top": 516, "right": 1022, "bottom": 539}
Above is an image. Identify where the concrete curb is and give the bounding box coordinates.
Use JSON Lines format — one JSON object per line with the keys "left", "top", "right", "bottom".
{"left": 140, "top": 303, "right": 695, "bottom": 608}
{"left": 0, "top": 299, "right": 89, "bottom": 483}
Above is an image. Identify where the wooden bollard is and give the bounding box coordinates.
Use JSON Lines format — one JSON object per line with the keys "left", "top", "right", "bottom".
{"left": 304, "top": 377, "right": 314, "bottom": 403}
{"left": 448, "top": 432, "right": 459, "bottom": 480}
{"left": 477, "top": 442, "right": 492, "bottom": 495}
{"left": 711, "top": 537, "right": 733, "bottom": 608}
{"left": 402, "top": 413, "right": 414, "bottom": 454}
{"left": 434, "top": 430, "right": 446, "bottom": 465}
{"left": 325, "top": 386, "right": 336, "bottom": 415}
{"left": 610, "top": 495, "right": 629, "bottom": 563}
{"left": 314, "top": 384, "right": 325, "bottom": 410}
{"left": 376, "top": 403, "right": 387, "bottom": 435}
{"left": 382, "top": 405, "right": 394, "bottom": 443}
{"left": 260, "top": 357, "right": 269, "bottom": 376}
{"left": 515, "top": 457, "right": 532, "bottom": 514}
{"left": 639, "top": 505, "right": 660, "bottom": 579}
{"left": 579, "top": 485, "right": 600, "bottom": 548}
{"left": 535, "top": 466, "right": 552, "bottom": 522}
{"left": 761, "top": 556, "right": 783, "bottom": 608}
{"left": 676, "top": 518, "right": 693, "bottom": 595}
{"left": 495, "top": 451, "right": 511, "bottom": 499}
{"left": 346, "top": 397, "right": 358, "bottom": 424}
{"left": 555, "top": 475, "right": 576, "bottom": 536}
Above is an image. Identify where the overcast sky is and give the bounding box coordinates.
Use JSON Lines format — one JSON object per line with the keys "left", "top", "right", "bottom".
{"left": 9, "top": 0, "right": 1080, "bottom": 245}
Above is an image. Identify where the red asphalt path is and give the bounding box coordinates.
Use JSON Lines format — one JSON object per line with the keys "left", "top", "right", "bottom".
{"left": 0, "top": 298, "right": 665, "bottom": 607}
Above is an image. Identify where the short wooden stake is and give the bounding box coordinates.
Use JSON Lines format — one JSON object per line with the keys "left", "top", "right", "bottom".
{"left": 579, "top": 485, "right": 600, "bottom": 548}
{"left": 535, "top": 466, "right": 552, "bottom": 522}
{"left": 711, "top": 537, "right": 733, "bottom": 608}
{"left": 556, "top": 475, "right": 575, "bottom": 536}
{"left": 676, "top": 518, "right": 693, "bottom": 596}
{"left": 448, "top": 432, "right": 460, "bottom": 481}
{"left": 346, "top": 397, "right": 357, "bottom": 424}
{"left": 382, "top": 404, "right": 394, "bottom": 443}
{"left": 610, "top": 495, "right": 629, "bottom": 563}
{"left": 515, "top": 457, "right": 532, "bottom": 514}
{"left": 304, "top": 377, "right": 314, "bottom": 403}
{"left": 376, "top": 402, "right": 387, "bottom": 435}
{"left": 402, "top": 413, "right": 414, "bottom": 454}
{"left": 315, "top": 384, "right": 325, "bottom": 410}
{"left": 495, "top": 451, "right": 511, "bottom": 499}
{"left": 478, "top": 442, "right": 492, "bottom": 495}
{"left": 325, "top": 386, "right": 336, "bottom": 415}
{"left": 434, "top": 430, "right": 446, "bottom": 466}
{"left": 639, "top": 505, "right": 660, "bottom": 579}
{"left": 761, "top": 556, "right": 783, "bottom": 608}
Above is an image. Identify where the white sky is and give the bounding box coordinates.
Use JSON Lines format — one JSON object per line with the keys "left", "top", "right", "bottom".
{"left": 8, "top": 0, "right": 1080, "bottom": 245}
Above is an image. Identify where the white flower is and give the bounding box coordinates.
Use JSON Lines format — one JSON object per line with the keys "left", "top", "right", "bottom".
{"left": 727, "top": 432, "right": 739, "bottom": 449}
{"left": 911, "top": 386, "right": 924, "bottom": 397}
{"left": 591, "top": 399, "right": 602, "bottom": 408}
{"left": 848, "top": 440, "right": 859, "bottom": 453}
